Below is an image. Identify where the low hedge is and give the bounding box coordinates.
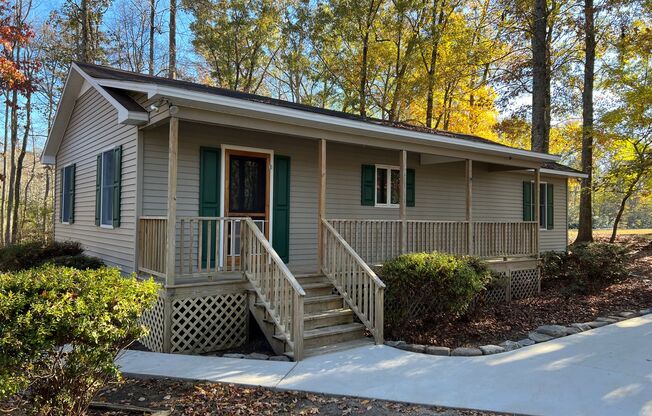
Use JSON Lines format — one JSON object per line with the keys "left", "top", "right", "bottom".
{"left": 541, "top": 242, "right": 630, "bottom": 293}
{"left": 0, "top": 266, "right": 159, "bottom": 415}
{"left": 0, "top": 241, "right": 103, "bottom": 272}
{"left": 379, "top": 252, "right": 493, "bottom": 332}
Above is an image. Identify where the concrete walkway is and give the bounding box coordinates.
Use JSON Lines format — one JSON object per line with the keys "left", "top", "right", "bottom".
{"left": 118, "top": 313, "right": 652, "bottom": 416}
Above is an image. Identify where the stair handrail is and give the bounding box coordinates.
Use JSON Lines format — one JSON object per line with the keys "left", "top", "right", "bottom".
{"left": 242, "top": 218, "right": 305, "bottom": 360}
{"left": 320, "top": 219, "right": 385, "bottom": 344}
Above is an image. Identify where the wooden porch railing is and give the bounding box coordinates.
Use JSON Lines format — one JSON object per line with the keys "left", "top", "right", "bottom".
{"left": 473, "top": 221, "right": 538, "bottom": 258}
{"left": 138, "top": 216, "right": 167, "bottom": 277}
{"left": 242, "top": 218, "right": 305, "bottom": 360}
{"left": 321, "top": 219, "right": 385, "bottom": 344}
{"left": 329, "top": 218, "right": 538, "bottom": 264}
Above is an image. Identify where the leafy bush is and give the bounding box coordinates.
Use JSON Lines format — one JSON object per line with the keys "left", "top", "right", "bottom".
{"left": 0, "top": 241, "right": 92, "bottom": 272}
{"left": 379, "top": 252, "right": 492, "bottom": 331}
{"left": 46, "top": 254, "right": 104, "bottom": 270}
{"left": 541, "top": 242, "right": 630, "bottom": 293}
{"left": 0, "top": 266, "right": 159, "bottom": 415}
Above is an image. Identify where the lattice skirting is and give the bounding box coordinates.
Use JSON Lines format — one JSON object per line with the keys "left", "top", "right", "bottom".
{"left": 139, "top": 291, "right": 249, "bottom": 354}
{"left": 483, "top": 267, "right": 541, "bottom": 303}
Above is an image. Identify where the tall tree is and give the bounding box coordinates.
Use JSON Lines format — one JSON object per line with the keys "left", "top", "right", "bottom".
{"left": 168, "top": 0, "right": 175, "bottom": 78}
{"left": 576, "top": 0, "right": 595, "bottom": 242}
{"left": 149, "top": 0, "right": 155, "bottom": 74}
{"left": 530, "top": 0, "right": 551, "bottom": 153}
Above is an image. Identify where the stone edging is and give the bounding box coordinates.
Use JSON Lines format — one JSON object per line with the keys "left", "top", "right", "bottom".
{"left": 385, "top": 307, "right": 652, "bottom": 357}
{"left": 220, "top": 352, "right": 290, "bottom": 361}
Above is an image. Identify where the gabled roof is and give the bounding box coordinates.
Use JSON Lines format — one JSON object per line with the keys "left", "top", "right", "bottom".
{"left": 541, "top": 162, "right": 588, "bottom": 178}
{"left": 43, "top": 62, "right": 567, "bottom": 169}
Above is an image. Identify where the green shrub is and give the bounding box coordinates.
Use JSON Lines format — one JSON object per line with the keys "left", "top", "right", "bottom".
{"left": 0, "top": 241, "right": 88, "bottom": 272}
{"left": 379, "top": 252, "right": 492, "bottom": 331}
{"left": 46, "top": 254, "right": 104, "bottom": 270}
{"left": 0, "top": 266, "right": 159, "bottom": 415}
{"left": 541, "top": 242, "right": 630, "bottom": 293}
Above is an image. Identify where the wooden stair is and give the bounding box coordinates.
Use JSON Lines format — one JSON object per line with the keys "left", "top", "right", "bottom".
{"left": 249, "top": 274, "right": 373, "bottom": 359}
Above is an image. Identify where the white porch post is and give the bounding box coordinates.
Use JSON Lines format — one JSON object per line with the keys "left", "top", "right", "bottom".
{"left": 534, "top": 167, "right": 540, "bottom": 258}
{"left": 317, "top": 138, "right": 326, "bottom": 269}
{"left": 166, "top": 117, "right": 178, "bottom": 286}
{"left": 399, "top": 150, "right": 407, "bottom": 254}
{"left": 465, "top": 159, "right": 473, "bottom": 255}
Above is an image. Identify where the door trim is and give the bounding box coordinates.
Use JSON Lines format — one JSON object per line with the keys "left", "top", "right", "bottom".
{"left": 220, "top": 144, "right": 274, "bottom": 243}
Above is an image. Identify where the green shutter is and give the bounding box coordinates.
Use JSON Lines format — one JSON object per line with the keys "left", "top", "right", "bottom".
{"left": 199, "top": 148, "right": 221, "bottom": 268}
{"left": 546, "top": 184, "right": 554, "bottom": 229}
{"left": 69, "top": 164, "right": 75, "bottom": 224}
{"left": 361, "top": 164, "right": 375, "bottom": 206}
{"left": 406, "top": 168, "right": 415, "bottom": 207}
{"left": 95, "top": 154, "right": 102, "bottom": 226}
{"left": 60, "top": 168, "right": 64, "bottom": 223}
{"left": 112, "top": 146, "right": 122, "bottom": 227}
{"left": 272, "top": 155, "right": 291, "bottom": 263}
{"left": 523, "top": 181, "right": 533, "bottom": 221}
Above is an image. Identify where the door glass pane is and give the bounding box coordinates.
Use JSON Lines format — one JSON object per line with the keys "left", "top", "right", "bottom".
{"left": 101, "top": 151, "right": 114, "bottom": 225}
{"left": 229, "top": 155, "right": 266, "bottom": 213}
{"left": 376, "top": 168, "right": 387, "bottom": 204}
{"left": 390, "top": 169, "right": 400, "bottom": 205}
{"left": 539, "top": 183, "right": 546, "bottom": 228}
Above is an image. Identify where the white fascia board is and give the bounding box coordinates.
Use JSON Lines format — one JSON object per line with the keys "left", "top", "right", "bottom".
{"left": 540, "top": 168, "right": 588, "bottom": 178}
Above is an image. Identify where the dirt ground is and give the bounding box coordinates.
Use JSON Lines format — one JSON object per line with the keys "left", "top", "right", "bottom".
{"left": 388, "top": 235, "right": 652, "bottom": 347}
{"left": 87, "top": 377, "right": 509, "bottom": 415}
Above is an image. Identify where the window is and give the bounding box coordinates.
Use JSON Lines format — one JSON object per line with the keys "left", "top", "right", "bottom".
{"left": 523, "top": 181, "right": 553, "bottom": 229}
{"left": 96, "top": 146, "right": 122, "bottom": 227}
{"left": 375, "top": 165, "right": 400, "bottom": 207}
{"left": 60, "top": 165, "right": 75, "bottom": 223}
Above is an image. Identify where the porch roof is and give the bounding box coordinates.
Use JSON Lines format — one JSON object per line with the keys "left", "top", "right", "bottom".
{"left": 43, "top": 62, "right": 565, "bottom": 169}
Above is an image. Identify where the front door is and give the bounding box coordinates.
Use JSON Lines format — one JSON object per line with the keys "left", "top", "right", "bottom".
{"left": 224, "top": 149, "right": 270, "bottom": 238}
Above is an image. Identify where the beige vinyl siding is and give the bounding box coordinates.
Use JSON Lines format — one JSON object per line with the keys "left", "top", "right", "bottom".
{"left": 54, "top": 88, "right": 138, "bottom": 272}
{"left": 143, "top": 122, "right": 568, "bottom": 274}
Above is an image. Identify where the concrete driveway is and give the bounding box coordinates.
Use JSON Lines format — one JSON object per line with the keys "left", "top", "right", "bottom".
{"left": 118, "top": 313, "right": 652, "bottom": 416}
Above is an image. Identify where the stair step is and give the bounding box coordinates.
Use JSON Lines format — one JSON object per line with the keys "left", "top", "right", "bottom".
{"left": 304, "top": 294, "right": 343, "bottom": 313}
{"left": 303, "top": 323, "right": 366, "bottom": 349}
{"left": 285, "top": 338, "right": 375, "bottom": 359}
{"left": 304, "top": 308, "right": 354, "bottom": 330}
{"left": 296, "top": 274, "right": 329, "bottom": 285}
{"left": 302, "top": 282, "right": 336, "bottom": 298}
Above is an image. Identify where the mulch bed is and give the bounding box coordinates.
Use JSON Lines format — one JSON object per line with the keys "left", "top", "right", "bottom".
{"left": 387, "top": 235, "right": 652, "bottom": 348}
{"left": 87, "top": 377, "right": 507, "bottom": 415}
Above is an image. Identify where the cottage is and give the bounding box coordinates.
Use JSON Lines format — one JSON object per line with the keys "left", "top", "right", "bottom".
{"left": 42, "top": 62, "right": 586, "bottom": 360}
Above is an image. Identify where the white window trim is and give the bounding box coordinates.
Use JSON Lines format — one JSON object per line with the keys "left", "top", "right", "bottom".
{"left": 99, "top": 148, "right": 115, "bottom": 229}
{"left": 61, "top": 164, "right": 74, "bottom": 225}
{"left": 374, "top": 164, "right": 400, "bottom": 208}
{"left": 530, "top": 180, "right": 549, "bottom": 231}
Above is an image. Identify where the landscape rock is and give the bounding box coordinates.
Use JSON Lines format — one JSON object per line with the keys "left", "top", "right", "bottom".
{"left": 223, "top": 353, "right": 245, "bottom": 359}
{"left": 499, "top": 340, "right": 521, "bottom": 351}
{"left": 639, "top": 308, "right": 652, "bottom": 315}
{"left": 425, "top": 346, "right": 450, "bottom": 356}
{"left": 451, "top": 347, "right": 482, "bottom": 356}
{"left": 404, "top": 344, "right": 427, "bottom": 353}
{"left": 596, "top": 317, "right": 617, "bottom": 323}
{"left": 528, "top": 331, "right": 554, "bottom": 343}
{"left": 586, "top": 321, "right": 608, "bottom": 329}
{"left": 479, "top": 345, "right": 505, "bottom": 355}
{"left": 618, "top": 311, "right": 637, "bottom": 318}
{"left": 385, "top": 340, "right": 406, "bottom": 348}
{"left": 606, "top": 315, "right": 626, "bottom": 321}
{"left": 569, "top": 323, "right": 592, "bottom": 332}
{"left": 269, "top": 355, "right": 291, "bottom": 362}
{"left": 535, "top": 325, "right": 567, "bottom": 338}
{"left": 517, "top": 339, "right": 535, "bottom": 347}
{"left": 246, "top": 353, "right": 270, "bottom": 360}
{"left": 564, "top": 327, "right": 581, "bottom": 335}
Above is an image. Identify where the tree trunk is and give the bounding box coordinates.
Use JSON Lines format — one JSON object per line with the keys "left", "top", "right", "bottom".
{"left": 80, "top": 0, "right": 90, "bottom": 62}
{"left": 425, "top": 3, "right": 443, "bottom": 128}
{"left": 5, "top": 88, "right": 18, "bottom": 245}
{"left": 1, "top": 95, "right": 8, "bottom": 243}
{"left": 168, "top": 0, "right": 176, "bottom": 79}
{"left": 531, "top": 0, "right": 550, "bottom": 153}
{"left": 359, "top": 31, "right": 369, "bottom": 118}
{"left": 43, "top": 167, "right": 50, "bottom": 240}
{"left": 149, "top": 0, "right": 155, "bottom": 75}
{"left": 577, "top": 0, "right": 595, "bottom": 243}
{"left": 11, "top": 91, "right": 31, "bottom": 243}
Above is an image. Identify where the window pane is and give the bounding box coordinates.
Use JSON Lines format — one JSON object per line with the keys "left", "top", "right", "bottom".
{"left": 101, "top": 151, "right": 114, "bottom": 225}
{"left": 376, "top": 168, "right": 387, "bottom": 204}
{"left": 390, "top": 169, "right": 400, "bottom": 205}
